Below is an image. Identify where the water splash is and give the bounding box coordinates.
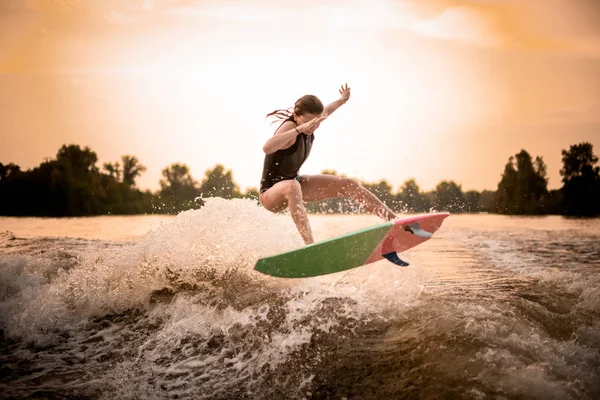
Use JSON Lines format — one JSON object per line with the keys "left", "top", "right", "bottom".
{"left": 0, "top": 198, "right": 429, "bottom": 398}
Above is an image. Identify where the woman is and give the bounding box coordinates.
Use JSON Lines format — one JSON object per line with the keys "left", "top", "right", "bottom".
{"left": 259, "top": 83, "right": 397, "bottom": 244}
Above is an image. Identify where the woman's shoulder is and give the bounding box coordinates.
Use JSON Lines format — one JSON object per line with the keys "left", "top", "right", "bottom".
{"left": 274, "top": 119, "right": 297, "bottom": 134}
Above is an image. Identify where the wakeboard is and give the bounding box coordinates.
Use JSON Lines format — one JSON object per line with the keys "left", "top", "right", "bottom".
{"left": 254, "top": 212, "right": 450, "bottom": 278}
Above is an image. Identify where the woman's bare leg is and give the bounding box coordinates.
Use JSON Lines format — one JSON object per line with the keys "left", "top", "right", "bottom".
{"left": 259, "top": 179, "right": 315, "bottom": 244}
{"left": 259, "top": 175, "right": 396, "bottom": 245}
{"left": 300, "top": 174, "right": 397, "bottom": 221}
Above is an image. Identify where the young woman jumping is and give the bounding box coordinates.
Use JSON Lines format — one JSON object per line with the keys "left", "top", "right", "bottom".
{"left": 259, "top": 83, "right": 397, "bottom": 244}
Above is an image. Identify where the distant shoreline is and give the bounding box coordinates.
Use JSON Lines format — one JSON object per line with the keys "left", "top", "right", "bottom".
{"left": 2, "top": 210, "right": 592, "bottom": 218}
{"left": 2, "top": 142, "right": 599, "bottom": 217}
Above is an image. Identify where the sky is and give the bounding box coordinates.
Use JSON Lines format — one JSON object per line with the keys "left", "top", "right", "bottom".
{"left": 1, "top": 0, "right": 599, "bottom": 192}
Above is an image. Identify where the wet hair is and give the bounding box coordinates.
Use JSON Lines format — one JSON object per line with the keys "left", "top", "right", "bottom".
{"left": 266, "top": 94, "right": 324, "bottom": 122}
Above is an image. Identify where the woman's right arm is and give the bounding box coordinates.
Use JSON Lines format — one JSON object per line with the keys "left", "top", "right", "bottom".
{"left": 262, "top": 121, "right": 300, "bottom": 154}
{"left": 262, "top": 117, "right": 326, "bottom": 154}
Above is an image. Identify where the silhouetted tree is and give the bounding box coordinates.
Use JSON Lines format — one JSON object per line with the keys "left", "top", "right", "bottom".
{"left": 121, "top": 155, "right": 146, "bottom": 187}
{"left": 477, "top": 190, "right": 496, "bottom": 212}
{"left": 52, "top": 145, "right": 103, "bottom": 215}
{"left": 103, "top": 162, "right": 122, "bottom": 180}
{"left": 494, "top": 150, "right": 548, "bottom": 214}
{"left": 494, "top": 156, "right": 518, "bottom": 213}
{"left": 362, "top": 179, "right": 395, "bottom": 209}
{"left": 0, "top": 163, "right": 21, "bottom": 181}
{"left": 56, "top": 144, "right": 98, "bottom": 172}
{"left": 0, "top": 162, "right": 23, "bottom": 214}
{"left": 243, "top": 187, "right": 260, "bottom": 202}
{"left": 464, "top": 191, "right": 480, "bottom": 212}
{"left": 158, "top": 163, "right": 199, "bottom": 212}
{"left": 432, "top": 180, "right": 464, "bottom": 212}
{"left": 560, "top": 142, "right": 600, "bottom": 216}
{"left": 544, "top": 189, "right": 565, "bottom": 215}
{"left": 245, "top": 187, "right": 259, "bottom": 197}
{"left": 7, "top": 141, "right": 600, "bottom": 217}
{"left": 199, "top": 164, "right": 241, "bottom": 199}
{"left": 396, "top": 178, "right": 431, "bottom": 212}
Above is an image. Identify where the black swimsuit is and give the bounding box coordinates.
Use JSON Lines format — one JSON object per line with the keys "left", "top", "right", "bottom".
{"left": 260, "top": 117, "right": 314, "bottom": 194}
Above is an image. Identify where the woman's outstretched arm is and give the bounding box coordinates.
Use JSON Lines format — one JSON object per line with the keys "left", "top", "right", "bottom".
{"left": 323, "top": 83, "right": 351, "bottom": 117}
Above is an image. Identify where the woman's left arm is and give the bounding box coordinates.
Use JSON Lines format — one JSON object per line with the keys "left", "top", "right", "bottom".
{"left": 323, "top": 83, "right": 351, "bottom": 117}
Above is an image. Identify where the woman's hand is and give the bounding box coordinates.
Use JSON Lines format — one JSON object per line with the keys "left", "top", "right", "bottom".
{"left": 296, "top": 116, "right": 327, "bottom": 135}
{"left": 339, "top": 83, "right": 351, "bottom": 103}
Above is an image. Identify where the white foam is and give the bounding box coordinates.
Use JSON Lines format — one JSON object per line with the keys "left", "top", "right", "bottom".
{"left": 2, "top": 198, "right": 424, "bottom": 344}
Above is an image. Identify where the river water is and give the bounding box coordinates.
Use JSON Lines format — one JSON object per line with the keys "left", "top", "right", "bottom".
{"left": 1, "top": 198, "right": 599, "bottom": 399}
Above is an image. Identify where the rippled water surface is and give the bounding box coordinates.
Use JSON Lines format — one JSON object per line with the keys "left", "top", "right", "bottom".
{"left": 1, "top": 199, "right": 599, "bottom": 399}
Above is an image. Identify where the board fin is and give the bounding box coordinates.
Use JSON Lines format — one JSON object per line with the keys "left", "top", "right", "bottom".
{"left": 382, "top": 252, "right": 409, "bottom": 267}
{"left": 403, "top": 223, "right": 433, "bottom": 238}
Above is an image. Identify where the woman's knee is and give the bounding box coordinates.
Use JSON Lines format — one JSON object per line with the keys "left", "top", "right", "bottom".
{"left": 281, "top": 179, "right": 303, "bottom": 200}
{"left": 259, "top": 193, "right": 283, "bottom": 212}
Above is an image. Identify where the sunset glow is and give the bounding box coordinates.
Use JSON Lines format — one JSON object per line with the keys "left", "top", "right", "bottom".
{"left": 1, "top": 0, "right": 599, "bottom": 192}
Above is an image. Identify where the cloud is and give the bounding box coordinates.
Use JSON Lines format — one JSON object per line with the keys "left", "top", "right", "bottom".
{"left": 409, "top": 6, "right": 501, "bottom": 46}
{"left": 23, "top": 0, "right": 159, "bottom": 25}
{"left": 162, "top": 0, "right": 504, "bottom": 47}
{"left": 402, "top": 0, "right": 600, "bottom": 56}
{"left": 165, "top": 3, "right": 290, "bottom": 22}
{"left": 8, "top": 0, "right": 600, "bottom": 57}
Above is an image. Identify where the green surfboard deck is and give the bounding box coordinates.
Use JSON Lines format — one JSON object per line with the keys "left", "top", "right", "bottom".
{"left": 254, "top": 221, "right": 393, "bottom": 278}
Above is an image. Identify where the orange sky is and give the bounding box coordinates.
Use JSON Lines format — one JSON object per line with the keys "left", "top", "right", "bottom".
{"left": 1, "top": 0, "right": 599, "bottom": 192}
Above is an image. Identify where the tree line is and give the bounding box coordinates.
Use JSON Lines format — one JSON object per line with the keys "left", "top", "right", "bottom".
{"left": 0, "top": 142, "right": 598, "bottom": 217}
